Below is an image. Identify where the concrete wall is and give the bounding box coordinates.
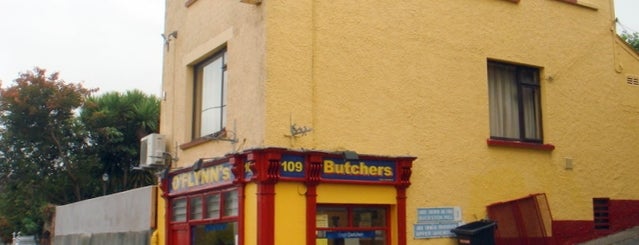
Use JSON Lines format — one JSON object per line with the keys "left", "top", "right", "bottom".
{"left": 53, "top": 186, "right": 156, "bottom": 244}
{"left": 53, "top": 231, "right": 150, "bottom": 245}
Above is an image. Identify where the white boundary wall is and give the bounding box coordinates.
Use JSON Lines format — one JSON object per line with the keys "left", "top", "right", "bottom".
{"left": 54, "top": 186, "right": 156, "bottom": 235}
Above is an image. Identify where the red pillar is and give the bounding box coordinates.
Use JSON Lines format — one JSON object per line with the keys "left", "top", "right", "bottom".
{"left": 249, "top": 149, "right": 283, "bottom": 245}
{"left": 396, "top": 158, "right": 414, "bottom": 245}
{"left": 230, "top": 154, "right": 246, "bottom": 245}
{"left": 305, "top": 153, "right": 323, "bottom": 245}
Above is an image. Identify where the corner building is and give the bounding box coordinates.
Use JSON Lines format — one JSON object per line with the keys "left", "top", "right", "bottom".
{"left": 156, "top": 0, "right": 639, "bottom": 244}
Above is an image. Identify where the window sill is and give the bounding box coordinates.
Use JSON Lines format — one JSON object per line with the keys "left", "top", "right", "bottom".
{"left": 179, "top": 137, "right": 212, "bottom": 150}
{"left": 487, "top": 139, "right": 555, "bottom": 151}
{"left": 180, "top": 129, "right": 230, "bottom": 150}
{"left": 552, "top": 0, "right": 598, "bottom": 11}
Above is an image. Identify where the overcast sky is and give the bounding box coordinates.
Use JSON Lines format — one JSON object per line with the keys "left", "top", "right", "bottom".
{"left": 0, "top": 0, "right": 638, "bottom": 97}
{"left": 0, "top": 0, "right": 165, "bottom": 96}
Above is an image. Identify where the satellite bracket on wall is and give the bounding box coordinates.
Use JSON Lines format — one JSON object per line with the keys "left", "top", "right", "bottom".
{"left": 285, "top": 114, "right": 312, "bottom": 138}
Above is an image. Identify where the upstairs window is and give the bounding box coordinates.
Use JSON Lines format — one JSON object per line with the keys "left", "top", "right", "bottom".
{"left": 488, "top": 61, "right": 542, "bottom": 143}
{"left": 194, "top": 49, "right": 227, "bottom": 138}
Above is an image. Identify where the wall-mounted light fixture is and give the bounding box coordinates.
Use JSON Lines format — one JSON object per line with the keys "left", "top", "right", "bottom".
{"left": 343, "top": 151, "right": 359, "bottom": 160}
{"left": 161, "top": 31, "right": 178, "bottom": 50}
{"left": 192, "top": 157, "right": 217, "bottom": 172}
{"left": 192, "top": 159, "right": 204, "bottom": 172}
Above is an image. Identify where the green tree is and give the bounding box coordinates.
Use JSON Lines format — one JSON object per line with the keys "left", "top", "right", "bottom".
{"left": 620, "top": 31, "right": 639, "bottom": 52}
{"left": 0, "top": 68, "right": 99, "bottom": 239}
{"left": 80, "top": 90, "right": 160, "bottom": 193}
{"left": 0, "top": 68, "right": 161, "bottom": 240}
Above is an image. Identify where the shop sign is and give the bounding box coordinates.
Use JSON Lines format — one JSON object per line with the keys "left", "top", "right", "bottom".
{"left": 170, "top": 162, "right": 234, "bottom": 193}
{"left": 321, "top": 158, "right": 395, "bottom": 182}
{"left": 414, "top": 206, "right": 462, "bottom": 239}
{"left": 279, "top": 155, "right": 306, "bottom": 178}
{"left": 279, "top": 156, "right": 396, "bottom": 182}
{"left": 244, "top": 154, "right": 398, "bottom": 183}
{"left": 325, "top": 231, "right": 376, "bottom": 239}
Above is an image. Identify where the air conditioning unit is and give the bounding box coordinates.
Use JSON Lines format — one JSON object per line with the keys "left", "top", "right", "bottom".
{"left": 140, "top": 133, "right": 166, "bottom": 168}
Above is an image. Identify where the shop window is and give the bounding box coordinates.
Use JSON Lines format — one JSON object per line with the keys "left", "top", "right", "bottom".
{"left": 192, "top": 222, "right": 237, "bottom": 245}
{"left": 193, "top": 48, "right": 227, "bottom": 138}
{"left": 223, "top": 191, "right": 238, "bottom": 217}
{"left": 488, "top": 61, "right": 543, "bottom": 143}
{"left": 190, "top": 196, "right": 203, "bottom": 220}
{"left": 206, "top": 194, "right": 221, "bottom": 219}
{"left": 172, "top": 198, "right": 187, "bottom": 222}
{"left": 316, "top": 205, "right": 389, "bottom": 245}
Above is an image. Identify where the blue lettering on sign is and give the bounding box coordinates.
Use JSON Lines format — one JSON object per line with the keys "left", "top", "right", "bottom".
{"left": 326, "top": 231, "right": 376, "bottom": 239}
{"left": 417, "top": 207, "right": 461, "bottom": 222}
{"left": 413, "top": 222, "right": 462, "bottom": 239}
{"left": 205, "top": 223, "right": 227, "bottom": 232}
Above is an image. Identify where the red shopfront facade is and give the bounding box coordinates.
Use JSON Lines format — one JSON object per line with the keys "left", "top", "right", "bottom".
{"left": 160, "top": 148, "right": 416, "bottom": 245}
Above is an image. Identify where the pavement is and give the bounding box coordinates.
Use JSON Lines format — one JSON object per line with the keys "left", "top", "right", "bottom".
{"left": 578, "top": 226, "right": 639, "bottom": 245}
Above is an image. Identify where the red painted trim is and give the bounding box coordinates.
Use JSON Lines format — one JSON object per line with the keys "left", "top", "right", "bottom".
{"left": 257, "top": 184, "right": 275, "bottom": 245}
{"left": 395, "top": 158, "right": 413, "bottom": 245}
{"left": 396, "top": 188, "right": 408, "bottom": 245}
{"left": 305, "top": 154, "right": 322, "bottom": 245}
{"left": 253, "top": 150, "right": 282, "bottom": 245}
{"left": 487, "top": 138, "right": 555, "bottom": 151}
{"left": 230, "top": 155, "right": 246, "bottom": 245}
{"left": 160, "top": 177, "right": 171, "bottom": 245}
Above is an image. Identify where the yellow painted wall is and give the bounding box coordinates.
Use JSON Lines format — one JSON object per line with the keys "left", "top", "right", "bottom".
{"left": 274, "top": 182, "right": 307, "bottom": 245}
{"left": 260, "top": 0, "right": 639, "bottom": 243}
{"left": 161, "top": 0, "right": 639, "bottom": 244}
{"left": 317, "top": 184, "right": 396, "bottom": 205}
{"left": 155, "top": 186, "right": 166, "bottom": 245}
{"left": 243, "top": 183, "right": 258, "bottom": 245}
{"left": 161, "top": 0, "right": 267, "bottom": 168}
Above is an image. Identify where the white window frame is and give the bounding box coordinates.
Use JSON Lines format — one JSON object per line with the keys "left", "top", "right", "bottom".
{"left": 193, "top": 49, "right": 227, "bottom": 138}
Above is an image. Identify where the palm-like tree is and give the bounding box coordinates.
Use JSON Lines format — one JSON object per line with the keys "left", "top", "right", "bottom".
{"left": 80, "top": 90, "right": 160, "bottom": 193}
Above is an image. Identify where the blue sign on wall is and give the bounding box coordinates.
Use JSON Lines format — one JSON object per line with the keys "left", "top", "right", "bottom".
{"left": 325, "top": 231, "right": 376, "bottom": 239}
{"left": 280, "top": 155, "right": 306, "bottom": 178}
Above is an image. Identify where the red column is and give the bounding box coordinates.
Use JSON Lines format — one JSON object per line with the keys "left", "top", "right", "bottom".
{"left": 305, "top": 154, "right": 323, "bottom": 245}
{"left": 230, "top": 154, "right": 246, "bottom": 245}
{"left": 249, "top": 149, "right": 283, "bottom": 245}
{"left": 396, "top": 158, "right": 414, "bottom": 245}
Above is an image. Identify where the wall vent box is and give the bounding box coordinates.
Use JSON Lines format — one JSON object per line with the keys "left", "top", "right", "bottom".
{"left": 140, "top": 133, "right": 166, "bottom": 167}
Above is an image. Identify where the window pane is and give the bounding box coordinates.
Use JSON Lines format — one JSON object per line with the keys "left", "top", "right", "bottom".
{"left": 223, "top": 191, "right": 238, "bottom": 217}
{"left": 202, "top": 58, "right": 223, "bottom": 109}
{"left": 201, "top": 107, "right": 222, "bottom": 137}
{"left": 521, "top": 86, "right": 542, "bottom": 140}
{"left": 197, "top": 50, "right": 227, "bottom": 137}
{"left": 191, "top": 196, "right": 203, "bottom": 220}
{"left": 354, "top": 207, "right": 386, "bottom": 227}
{"left": 172, "top": 199, "right": 187, "bottom": 222}
{"left": 488, "top": 62, "right": 519, "bottom": 139}
{"left": 207, "top": 194, "right": 221, "bottom": 219}
{"left": 317, "top": 207, "right": 348, "bottom": 228}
